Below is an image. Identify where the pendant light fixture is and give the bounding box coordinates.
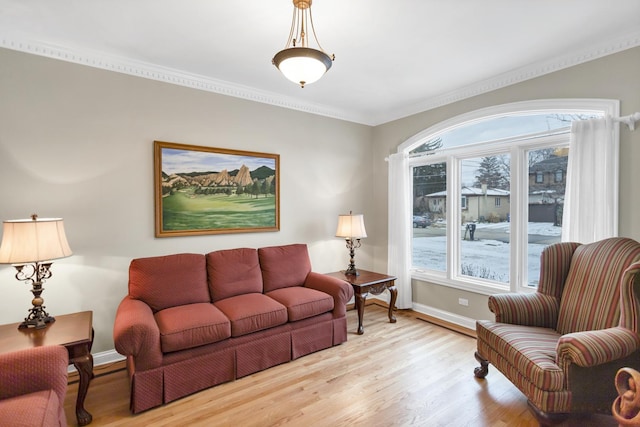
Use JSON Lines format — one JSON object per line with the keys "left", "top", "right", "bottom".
{"left": 272, "top": 0, "right": 334, "bottom": 88}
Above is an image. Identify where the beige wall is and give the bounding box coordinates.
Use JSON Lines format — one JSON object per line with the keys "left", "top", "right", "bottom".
{"left": 0, "top": 48, "right": 373, "bottom": 352}
{"left": 371, "top": 46, "right": 640, "bottom": 322}
{"left": 1, "top": 45, "right": 639, "bottom": 352}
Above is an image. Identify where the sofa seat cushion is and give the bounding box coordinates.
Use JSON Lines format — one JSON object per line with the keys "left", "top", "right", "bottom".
{"left": 0, "top": 389, "right": 60, "bottom": 426}
{"left": 155, "top": 303, "right": 231, "bottom": 353}
{"left": 214, "top": 293, "right": 287, "bottom": 337}
{"left": 267, "top": 287, "right": 334, "bottom": 322}
{"left": 477, "top": 320, "right": 564, "bottom": 391}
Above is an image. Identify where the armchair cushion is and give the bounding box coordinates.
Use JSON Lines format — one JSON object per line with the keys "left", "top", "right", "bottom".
{"left": 0, "top": 346, "right": 69, "bottom": 427}
{"left": 477, "top": 321, "right": 564, "bottom": 391}
{"left": 0, "top": 390, "right": 60, "bottom": 427}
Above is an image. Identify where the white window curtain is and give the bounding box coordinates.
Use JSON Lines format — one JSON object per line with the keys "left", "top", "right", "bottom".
{"left": 387, "top": 152, "right": 412, "bottom": 309}
{"left": 561, "top": 115, "right": 617, "bottom": 243}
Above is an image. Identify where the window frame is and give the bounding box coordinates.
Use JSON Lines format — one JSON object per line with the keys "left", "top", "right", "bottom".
{"left": 403, "top": 99, "right": 619, "bottom": 295}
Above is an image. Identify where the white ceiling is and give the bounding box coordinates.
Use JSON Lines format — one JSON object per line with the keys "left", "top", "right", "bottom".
{"left": 1, "top": 0, "right": 639, "bottom": 125}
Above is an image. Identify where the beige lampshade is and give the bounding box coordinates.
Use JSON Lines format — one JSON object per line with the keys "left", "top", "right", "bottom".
{"left": 335, "top": 213, "right": 367, "bottom": 239}
{"left": 0, "top": 217, "right": 72, "bottom": 264}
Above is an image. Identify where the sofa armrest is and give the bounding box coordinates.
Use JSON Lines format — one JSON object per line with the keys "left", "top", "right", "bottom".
{"left": 113, "top": 296, "right": 162, "bottom": 371}
{"left": 304, "top": 272, "right": 354, "bottom": 318}
{"left": 556, "top": 327, "right": 640, "bottom": 369}
{"left": 0, "top": 345, "right": 68, "bottom": 404}
{"left": 489, "top": 292, "right": 559, "bottom": 328}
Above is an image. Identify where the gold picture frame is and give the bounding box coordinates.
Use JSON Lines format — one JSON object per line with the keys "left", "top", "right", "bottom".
{"left": 154, "top": 140, "right": 280, "bottom": 237}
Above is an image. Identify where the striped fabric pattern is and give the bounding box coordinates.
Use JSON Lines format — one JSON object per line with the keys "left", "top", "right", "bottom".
{"left": 557, "top": 238, "right": 640, "bottom": 335}
{"left": 536, "top": 242, "right": 581, "bottom": 300}
{"left": 477, "top": 338, "right": 572, "bottom": 413}
{"left": 556, "top": 326, "right": 640, "bottom": 370}
{"left": 476, "top": 237, "right": 640, "bottom": 416}
{"left": 619, "top": 261, "right": 640, "bottom": 331}
{"left": 477, "top": 321, "right": 564, "bottom": 390}
{"left": 489, "top": 293, "right": 559, "bottom": 328}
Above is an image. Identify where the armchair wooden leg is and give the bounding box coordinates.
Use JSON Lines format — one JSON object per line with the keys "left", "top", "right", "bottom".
{"left": 474, "top": 351, "right": 489, "bottom": 378}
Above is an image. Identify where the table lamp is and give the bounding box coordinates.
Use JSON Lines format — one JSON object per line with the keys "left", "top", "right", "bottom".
{"left": 335, "top": 211, "right": 367, "bottom": 276}
{"left": 0, "top": 214, "right": 72, "bottom": 329}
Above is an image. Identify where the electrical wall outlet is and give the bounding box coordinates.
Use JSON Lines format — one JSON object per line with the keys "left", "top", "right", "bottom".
{"left": 458, "top": 298, "right": 469, "bottom": 306}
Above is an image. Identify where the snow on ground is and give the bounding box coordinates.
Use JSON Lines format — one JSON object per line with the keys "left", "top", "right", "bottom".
{"left": 413, "top": 222, "right": 562, "bottom": 285}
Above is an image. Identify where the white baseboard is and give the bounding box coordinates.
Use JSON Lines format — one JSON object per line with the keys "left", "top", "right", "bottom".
{"left": 411, "top": 302, "right": 476, "bottom": 331}
{"left": 68, "top": 349, "right": 125, "bottom": 373}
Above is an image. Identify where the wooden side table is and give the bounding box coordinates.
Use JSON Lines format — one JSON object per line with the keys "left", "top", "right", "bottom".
{"left": 0, "top": 311, "right": 94, "bottom": 426}
{"left": 325, "top": 270, "right": 398, "bottom": 335}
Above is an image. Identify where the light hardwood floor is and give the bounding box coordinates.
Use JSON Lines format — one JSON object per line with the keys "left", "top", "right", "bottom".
{"left": 64, "top": 304, "right": 617, "bottom": 426}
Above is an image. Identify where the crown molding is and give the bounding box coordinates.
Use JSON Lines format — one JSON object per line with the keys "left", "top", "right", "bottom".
{"left": 2, "top": 30, "right": 639, "bottom": 127}
{"left": 0, "top": 35, "right": 369, "bottom": 125}
{"left": 372, "top": 29, "right": 640, "bottom": 125}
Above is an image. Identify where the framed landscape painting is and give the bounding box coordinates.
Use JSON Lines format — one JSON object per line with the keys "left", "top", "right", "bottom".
{"left": 154, "top": 140, "right": 280, "bottom": 237}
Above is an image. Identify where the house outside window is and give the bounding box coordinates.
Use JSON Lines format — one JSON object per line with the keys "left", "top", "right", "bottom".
{"left": 406, "top": 99, "right": 615, "bottom": 293}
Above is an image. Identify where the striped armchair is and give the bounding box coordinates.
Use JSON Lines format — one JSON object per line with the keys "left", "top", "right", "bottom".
{"left": 475, "top": 237, "right": 640, "bottom": 426}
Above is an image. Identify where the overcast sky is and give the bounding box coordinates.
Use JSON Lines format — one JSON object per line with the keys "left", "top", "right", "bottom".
{"left": 161, "top": 148, "right": 276, "bottom": 175}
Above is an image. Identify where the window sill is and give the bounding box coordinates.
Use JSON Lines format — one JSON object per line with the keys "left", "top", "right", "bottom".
{"left": 411, "top": 269, "right": 510, "bottom": 296}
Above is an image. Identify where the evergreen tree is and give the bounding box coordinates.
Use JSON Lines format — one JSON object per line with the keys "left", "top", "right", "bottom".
{"left": 474, "top": 156, "right": 509, "bottom": 189}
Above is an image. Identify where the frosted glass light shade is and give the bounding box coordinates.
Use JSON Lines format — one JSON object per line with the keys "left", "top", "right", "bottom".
{"left": 0, "top": 217, "right": 72, "bottom": 264}
{"left": 336, "top": 213, "right": 367, "bottom": 239}
{"left": 273, "top": 47, "right": 332, "bottom": 88}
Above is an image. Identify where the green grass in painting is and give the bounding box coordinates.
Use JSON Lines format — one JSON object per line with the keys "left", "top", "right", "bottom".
{"left": 162, "top": 189, "right": 276, "bottom": 231}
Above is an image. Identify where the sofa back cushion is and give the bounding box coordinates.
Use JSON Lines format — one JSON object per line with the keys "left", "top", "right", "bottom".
{"left": 258, "top": 244, "right": 312, "bottom": 292}
{"left": 206, "top": 248, "right": 263, "bottom": 302}
{"left": 556, "top": 237, "right": 640, "bottom": 335}
{"left": 129, "top": 253, "right": 209, "bottom": 312}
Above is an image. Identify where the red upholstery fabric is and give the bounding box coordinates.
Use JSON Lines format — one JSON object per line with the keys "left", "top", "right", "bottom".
{"left": 116, "top": 244, "right": 353, "bottom": 414}
{"left": 235, "top": 331, "right": 291, "bottom": 378}
{"left": 0, "top": 346, "right": 68, "bottom": 427}
{"left": 0, "top": 390, "right": 60, "bottom": 427}
{"left": 267, "top": 287, "right": 334, "bottom": 321}
{"left": 258, "top": 244, "right": 312, "bottom": 292}
{"left": 163, "top": 348, "right": 235, "bottom": 403}
{"left": 154, "top": 303, "right": 231, "bottom": 353}
{"left": 206, "top": 248, "right": 263, "bottom": 302}
{"left": 290, "top": 315, "right": 333, "bottom": 359}
{"left": 304, "top": 272, "right": 354, "bottom": 318}
{"left": 214, "top": 293, "right": 288, "bottom": 337}
{"left": 129, "top": 253, "right": 209, "bottom": 312}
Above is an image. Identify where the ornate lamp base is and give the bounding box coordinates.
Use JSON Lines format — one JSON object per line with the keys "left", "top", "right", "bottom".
{"left": 343, "top": 238, "right": 362, "bottom": 276}
{"left": 19, "top": 306, "right": 55, "bottom": 329}
{"left": 14, "top": 263, "right": 56, "bottom": 329}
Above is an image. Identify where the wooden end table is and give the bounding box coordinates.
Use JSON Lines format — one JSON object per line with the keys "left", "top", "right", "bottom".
{"left": 0, "top": 311, "right": 94, "bottom": 426}
{"left": 326, "top": 270, "right": 398, "bottom": 335}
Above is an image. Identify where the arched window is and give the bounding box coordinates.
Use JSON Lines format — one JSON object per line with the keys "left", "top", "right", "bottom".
{"left": 388, "top": 99, "right": 619, "bottom": 299}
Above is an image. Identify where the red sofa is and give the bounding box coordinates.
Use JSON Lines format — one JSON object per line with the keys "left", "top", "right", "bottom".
{"left": 0, "top": 345, "right": 69, "bottom": 427}
{"left": 113, "top": 244, "right": 354, "bottom": 413}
